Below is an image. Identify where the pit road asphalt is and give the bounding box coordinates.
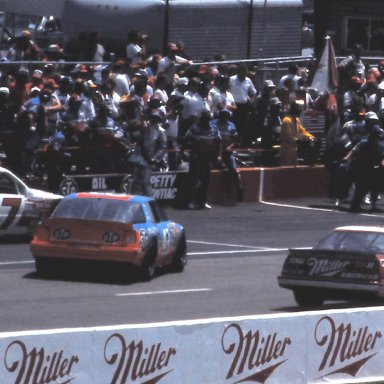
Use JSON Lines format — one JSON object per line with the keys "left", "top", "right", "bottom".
{"left": 0, "top": 197, "right": 384, "bottom": 332}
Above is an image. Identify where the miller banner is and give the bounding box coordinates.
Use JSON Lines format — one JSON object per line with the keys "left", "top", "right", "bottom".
{"left": 0, "top": 307, "right": 384, "bottom": 383}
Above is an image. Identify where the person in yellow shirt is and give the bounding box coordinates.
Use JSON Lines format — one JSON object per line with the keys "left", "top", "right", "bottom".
{"left": 279, "top": 100, "right": 314, "bottom": 165}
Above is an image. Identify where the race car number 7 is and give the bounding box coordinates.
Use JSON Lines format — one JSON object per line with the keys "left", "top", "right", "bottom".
{"left": 0, "top": 198, "right": 22, "bottom": 230}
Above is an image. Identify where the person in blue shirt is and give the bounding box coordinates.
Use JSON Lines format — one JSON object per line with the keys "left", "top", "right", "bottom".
{"left": 184, "top": 110, "right": 221, "bottom": 209}
{"left": 211, "top": 109, "right": 243, "bottom": 202}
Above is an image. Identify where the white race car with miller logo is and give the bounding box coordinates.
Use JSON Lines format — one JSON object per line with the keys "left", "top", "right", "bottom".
{"left": 278, "top": 226, "right": 384, "bottom": 307}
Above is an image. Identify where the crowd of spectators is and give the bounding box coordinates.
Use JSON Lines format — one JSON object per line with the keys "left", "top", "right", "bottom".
{"left": 1, "top": 30, "right": 384, "bottom": 210}
{"left": 325, "top": 44, "right": 384, "bottom": 212}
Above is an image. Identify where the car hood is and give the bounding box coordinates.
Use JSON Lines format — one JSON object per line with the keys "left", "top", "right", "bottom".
{"left": 29, "top": 188, "right": 62, "bottom": 200}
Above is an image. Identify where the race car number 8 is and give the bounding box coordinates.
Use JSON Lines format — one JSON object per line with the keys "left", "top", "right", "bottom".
{"left": 0, "top": 198, "right": 21, "bottom": 229}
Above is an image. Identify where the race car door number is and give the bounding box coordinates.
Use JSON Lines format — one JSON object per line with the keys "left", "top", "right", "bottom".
{"left": 0, "top": 198, "right": 22, "bottom": 230}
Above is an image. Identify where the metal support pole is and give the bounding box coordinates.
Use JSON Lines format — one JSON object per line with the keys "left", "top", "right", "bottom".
{"left": 247, "top": 0, "right": 254, "bottom": 59}
{"left": 163, "top": 0, "right": 170, "bottom": 54}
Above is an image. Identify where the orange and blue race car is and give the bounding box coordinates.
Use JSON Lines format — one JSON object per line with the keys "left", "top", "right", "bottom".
{"left": 30, "top": 192, "right": 187, "bottom": 280}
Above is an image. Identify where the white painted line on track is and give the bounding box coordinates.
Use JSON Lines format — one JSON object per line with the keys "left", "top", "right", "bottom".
{"left": 187, "top": 240, "right": 271, "bottom": 249}
{"left": 261, "top": 200, "right": 334, "bottom": 212}
{"left": 188, "top": 247, "right": 310, "bottom": 256}
{"left": 0, "top": 261, "right": 34, "bottom": 266}
{"left": 260, "top": 200, "right": 384, "bottom": 217}
{"left": 116, "top": 288, "right": 212, "bottom": 297}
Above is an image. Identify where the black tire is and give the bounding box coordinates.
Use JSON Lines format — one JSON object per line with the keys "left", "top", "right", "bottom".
{"left": 170, "top": 234, "right": 187, "bottom": 273}
{"left": 293, "top": 288, "right": 324, "bottom": 307}
{"left": 35, "top": 257, "right": 54, "bottom": 277}
{"left": 140, "top": 241, "right": 157, "bottom": 281}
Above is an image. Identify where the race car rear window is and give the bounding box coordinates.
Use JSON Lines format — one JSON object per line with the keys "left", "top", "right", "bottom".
{"left": 53, "top": 198, "right": 146, "bottom": 224}
{"left": 314, "top": 230, "right": 384, "bottom": 252}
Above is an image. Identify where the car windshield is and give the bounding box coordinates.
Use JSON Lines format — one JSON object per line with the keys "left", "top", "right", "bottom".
{"left": 53, "top": 198, "right": 146, "bottom": 224}
{"left": 313, "top": 230, "right": 384, "bottom": 253}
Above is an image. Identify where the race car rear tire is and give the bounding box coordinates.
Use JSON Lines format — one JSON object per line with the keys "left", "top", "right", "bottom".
{"left": 170, "top": 233, "right": 187, "bottom": 273}
{"left": 293, "top": 289, "right": 324, "bottom": 307}
{"left": 35, "top": 257, "right": 55, "bottom": 277}
{"left": 140, "top": 241, "right": 157, "bottom": 281}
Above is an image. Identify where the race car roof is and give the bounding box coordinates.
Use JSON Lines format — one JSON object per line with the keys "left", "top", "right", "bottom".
{"left": 335, "top": 226, "right": 384, "bottom": 233}
{"left": 64, "top": 192, "right": 153, "bottom": 204}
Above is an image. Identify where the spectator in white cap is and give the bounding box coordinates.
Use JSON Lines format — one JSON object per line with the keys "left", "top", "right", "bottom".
{"left": 171, "top": 77, "right": 188, "bottom": 97}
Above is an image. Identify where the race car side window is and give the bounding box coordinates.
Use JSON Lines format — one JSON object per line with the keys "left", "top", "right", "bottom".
{"left": 147, "top": 202, "right": 159, "bottom": 223}
{"left": 147, "top": 201, "right": 168, "bottom": 223}
{"left": 117, "top": 204, "right": 146, "bottom": 224}
{"left": 0, "top": 174, "right": 17, "bottom": 194}
{"left": 367, "top": 234, "right": 384, "bottom": 253}
{"left": 130, "top": 205, "right": 146, "bottom": 224}
{"left": 14, "top": 179, "right": 27, "bottom": 196}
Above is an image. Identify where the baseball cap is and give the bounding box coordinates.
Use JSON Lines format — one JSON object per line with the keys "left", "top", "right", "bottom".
{"left": 133, "top": 69, "right": 148, "bottom": 79}
{"left": 366, "top": 111, "right": 379, "bottom": 120}
{"left": 264, "top": 79, "right": 276, "bottom": 88}
{"left": 177, "top": 77, "right": 189, "bottom": 86}
{"left": 32, "top": 70, "right": 43, "bottom": 79}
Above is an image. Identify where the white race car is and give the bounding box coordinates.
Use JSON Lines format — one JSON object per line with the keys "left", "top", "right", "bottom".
{"left": 0, "top": 167, "right": 61, "bottom": 237}
{"left": 278, "top": 226, "right": 384, "bottom": 307}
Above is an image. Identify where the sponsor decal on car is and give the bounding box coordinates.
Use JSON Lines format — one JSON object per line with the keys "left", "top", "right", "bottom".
{"left": 307, "top": 258, "right": 350, "bottom": 277}
{"left": 139, "top": 229, "right": 148, "bottom": 249}
{"left": 53, "top": 228, "right": 70, "bottom": 240}
{"left": 102, "top": 232, "right": 120, "bottom": 243}
{"left": 315, "top": 315, "right": 382, "bottom": 380}
{"left": 221, "top": 323, "right": 291, "bottom": 383}
{"left": 104, "top": 333, "right": 176, "bottom": 383}
{"left": 4, "top": 340, "right": 79, "bottom": 384}
{"left": 167, "top": 223, "right": 179, "bottom": 235}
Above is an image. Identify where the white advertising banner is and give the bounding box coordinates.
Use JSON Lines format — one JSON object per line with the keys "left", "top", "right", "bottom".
{"left": 0, "top": 307, "right": 383, "bottom": 383}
